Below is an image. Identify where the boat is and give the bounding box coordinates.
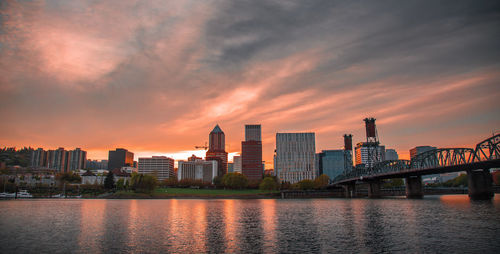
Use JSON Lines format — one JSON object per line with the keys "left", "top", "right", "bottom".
{"left": 16, "top": 190, "right": 33, "bottom": 198}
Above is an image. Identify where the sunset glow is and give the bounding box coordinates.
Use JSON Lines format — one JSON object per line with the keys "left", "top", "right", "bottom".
{"left": 1, "top": 0, "right": 499, "bottom": 167}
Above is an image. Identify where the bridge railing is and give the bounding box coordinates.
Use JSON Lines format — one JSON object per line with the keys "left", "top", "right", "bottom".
{"left": 472, "top": 133, "right": 500, "bottom": 162}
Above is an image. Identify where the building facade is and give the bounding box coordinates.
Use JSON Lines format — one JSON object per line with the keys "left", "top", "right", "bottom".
{"left": 69, "top": 148, "right": 87, "bottom": 170}
{"left": 245, "top": 124, "right": 262, "bottom": 142}
{"left": 242, "top": 124, "right": 263, "bottom": 181}
{"left": 274, "top": 132, "right": 316, "bottom": 184}
{"left": 138, "top": 156, "right": 175, "bottom": 181}
{"left": 355, "top": 142, "right": 386, "bottom": 167}
{"left": 178, "top": 159, "right": 218, "bottom": 183}
{"left": 205, "top": 125, "right": 228, "bottom": 176}
{"left": 316, "top": 150, "right": 346, "bottom": 180}
{"left": 108, "top": 148, "right": 134, "bottom": 171}
{"left": 385, "top": 149, "right": 399, "bottom": 161}
{"left": 233, "top": 156, "right": 242, "bottom": 173}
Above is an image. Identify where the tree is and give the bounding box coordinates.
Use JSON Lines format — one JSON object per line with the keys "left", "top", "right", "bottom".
{"left": 131, "top": 173, "right": 157, "bottom": 193}
{"left": 116, "top": 178, "right": 125, "bottom": 190}
{"left": 297, "top": 179, "right": 315, "bottom": 190}
{"left": 222, "top": 173, "right": 248, "bottom": 189}
{"left": 104, "top": 171, "right": 115, "bottom": 190}
{"left": 56, "top": 172, "right": 82, "bottom": 183}
{"left": 314, "top": 174, "right": 329, "bottom": 189}
{"left": 259, "top": 177, "right": 278, "bottom": 191}
{"left": 213, "top": 175, "right": 224, "bottom": 188}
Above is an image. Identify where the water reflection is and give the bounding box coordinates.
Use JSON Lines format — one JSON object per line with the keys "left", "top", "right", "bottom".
{"left": 0, "top": 196, "right": 499, "bottom": 253}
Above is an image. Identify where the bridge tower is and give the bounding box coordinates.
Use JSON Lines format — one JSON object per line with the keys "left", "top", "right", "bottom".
{"left": 343, "top": 134, "right": 353, "bottom": 173}
{"left": 364, "top": 117, "right": 382, "bottom": 172}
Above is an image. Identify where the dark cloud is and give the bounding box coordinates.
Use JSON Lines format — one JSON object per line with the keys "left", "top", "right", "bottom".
{"left": 0, "top": 0, "right": 499, "bottom": 161}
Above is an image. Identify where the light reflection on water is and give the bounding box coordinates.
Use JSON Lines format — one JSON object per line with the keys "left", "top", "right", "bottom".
{"left": 1, "top": 195, "right": 499, "bottom": 253}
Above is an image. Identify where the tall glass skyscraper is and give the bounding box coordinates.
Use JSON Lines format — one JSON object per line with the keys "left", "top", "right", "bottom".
{"left": 242, "top": 124, "right": 263, "bottom": 181}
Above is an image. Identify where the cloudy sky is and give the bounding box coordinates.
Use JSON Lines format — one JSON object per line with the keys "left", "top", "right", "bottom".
{"left": 1, "top": 0, "right": 499, "bottom": 167}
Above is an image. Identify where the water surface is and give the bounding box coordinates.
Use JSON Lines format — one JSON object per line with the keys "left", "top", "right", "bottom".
{"left": 1, "top": 195, "right": 499, "bottom": 253}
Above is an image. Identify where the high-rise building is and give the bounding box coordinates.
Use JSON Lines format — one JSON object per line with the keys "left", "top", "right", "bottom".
{"left": 233, "top": 156, "right": 242, "bottom": 173}
{"left": 205, "top": 125, "right": 228, "bottom": 176}
{"left": 69, "top": 148, "right": 87, "bottom": 170}
{"left": 355, "top": 142, "right": 386, "bottom": 167}
{"left": 227, "top": 163, "right": 234, "bottom": 173}
{"left": 108, "top": 148, "right": 134, "bottom": 170}
{"left": 242, "top": 124, "right": 263, "bottom": 181}
{"left": 138, "top": 156, "right": 174, "bottom": 181}
{"left": 47, "top": 147, "right": 70, "bottom": 172}
{"left": 86, "top": 160, "right": 108, "bottom": 170}
{"left": 245, "top": 124, "right": 261, "bottom": 141}
{"left": 385, "top": 149, "right": 399, "bottom": 161}
{"left": 316, "top": 150, "right": 346, "bottom": 180}
{"left": 410, "top": 146, "right": 437, "bottom": 159}
{"left": 31, "top": 148, "right": 48, "bottom": 168}
{"left": 178, "top": 159, "right": 218, "bottom": 183}
{"left": 274, "top": 132, "right": 316, "bottom": 184}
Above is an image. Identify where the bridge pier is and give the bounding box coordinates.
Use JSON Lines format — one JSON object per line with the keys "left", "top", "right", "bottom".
{"left": 467, "top": 169, "right": 494, "bottom": 200}
{"left": 405, "top": 176, "right": 423, "bottom": 199}
{"left": 368, "top": 181, "right": 382, "bottom": 198}
{"left": 343, "top": 184, "right": 356, "bottom": 198}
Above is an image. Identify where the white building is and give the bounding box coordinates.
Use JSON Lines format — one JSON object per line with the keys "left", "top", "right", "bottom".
{"left": 233, "top": 156, "right": 242, "bottom": 173}
{"left": 138, "top": 156, "right": 175, "bottom": 181}
{"left": 355, "top": 142, "right": 386, "bottom": 167}
{"left": 178, "top": 159, "right": 218, "bottom": 183}
{"left": 385, "top": 149, "right": 399, "bottom": 161}
{"left": 274, "top": 132, "right": 316, "bottom": 184}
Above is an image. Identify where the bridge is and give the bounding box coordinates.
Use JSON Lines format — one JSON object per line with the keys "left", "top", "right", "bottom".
{"left": 333, "top": 134, "right": 500, "bottom": 200}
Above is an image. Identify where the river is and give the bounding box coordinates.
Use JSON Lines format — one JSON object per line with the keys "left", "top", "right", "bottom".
{"left": 1, "top": 195, "right": 499, "bottom": 253}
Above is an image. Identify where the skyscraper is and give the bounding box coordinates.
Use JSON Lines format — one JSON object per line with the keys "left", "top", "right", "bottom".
{"left": 245, "top": 124, "right": 261, "bottom": 142}
{"left": 233, "top": 156, "right": 242, "bottom": 173}
{"left": 410, "top": 146, "right": 436, "bottom": 159}
{"left": 274, "top": 132, "right": 316, "bottom": 183}
{"left": 242, "top": 124, "right": 263, "bottom": 181}
{"left": 205, "top": 125, "right": 228, "bottom": 176}
{"left": 108, "top": 148, "right": 134, "bottom": 170}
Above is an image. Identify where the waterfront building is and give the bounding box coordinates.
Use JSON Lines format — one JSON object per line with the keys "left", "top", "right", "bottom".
{"left": 385, "top": 149, "right": 399, "bottom": 161}
{"left": 355, "top": 143, "right": 386, "bottom": 167}
{"left": 178, "top": 159, "right": 218, "bottom": 183}
{"left": 205, "top": 125, "right": 228, "bottom": 176}
{"left": 138, "top": 156, "right": 175, "bottom": 181}
{"left": 108, "top": 148, "right": 134, "bottom": 171}
{"left": 410, "top": 146, "right": 437, "bottom": 159}
{"left": 233, "top": 156, "right": 242, "bottom": 173}
{"left": 274, "top": 132, "right": 316, "bottom": 183}
{"left": 316, "top": 150, "right": 346, "bottom": 180}
{"left": 242, "top": 124, "right": 263, "bottom": 181}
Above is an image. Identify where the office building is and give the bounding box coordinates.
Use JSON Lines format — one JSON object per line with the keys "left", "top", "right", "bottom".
{"left": 242, "top": 124, "right": 263, "bottom": 181}
{"left": 178, "top": 159, "right": 218, "bottom": 183}
{"left": 410, "top": 146, "right": 437, "bottom": 159}
{"left": 138, "top": 156, "right": 175, "bottom": 181}
{"left": 205, "top": 125, "right": 228, "bottom": 176}
{"left": 385, "top": 149, "right": 399, "bottom": 161}
{"left": 108, "top": 148, "right": 134, "bottom": 171}
{"left": 227, "top": 163, "right": 234, "bottom": 173}
{"left": 316, "top": 150, "right": 346, "bottom": 180}
{"left": 355, "top": 142, "right": 385, "bottom": 167}
{"left": 233, "top": 156, "right": 242, "bottom": 173}
{"left": 86, "top": 160, "right": 108, "bottom": 170}
{"left": 245, "top": 124, "right": 261, "bottom": 141}
{"left": 274, "top": 132, "right": 316, "bottom": 184}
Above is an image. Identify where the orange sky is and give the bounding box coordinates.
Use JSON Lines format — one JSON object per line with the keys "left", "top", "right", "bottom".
{"left": 1, "top": 0, "right": 499, "bottom": 169}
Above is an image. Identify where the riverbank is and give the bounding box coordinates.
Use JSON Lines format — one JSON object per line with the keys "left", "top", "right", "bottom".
{"left": 102, "top": 188, "right": 281, "bottom": 199}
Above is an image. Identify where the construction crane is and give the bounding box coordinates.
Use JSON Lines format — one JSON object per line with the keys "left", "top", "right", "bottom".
{"left": 195, "top": 142, "right": 208, "bottom": 150}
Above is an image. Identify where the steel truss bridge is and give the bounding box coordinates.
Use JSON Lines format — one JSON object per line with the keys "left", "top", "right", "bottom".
{"left": 333, "top": 134, "right": 500, "bottom": 185}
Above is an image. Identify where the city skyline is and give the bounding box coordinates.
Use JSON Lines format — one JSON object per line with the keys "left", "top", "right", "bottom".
{"left": 1, "top": 1, "right": 499, "bottom": 168}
